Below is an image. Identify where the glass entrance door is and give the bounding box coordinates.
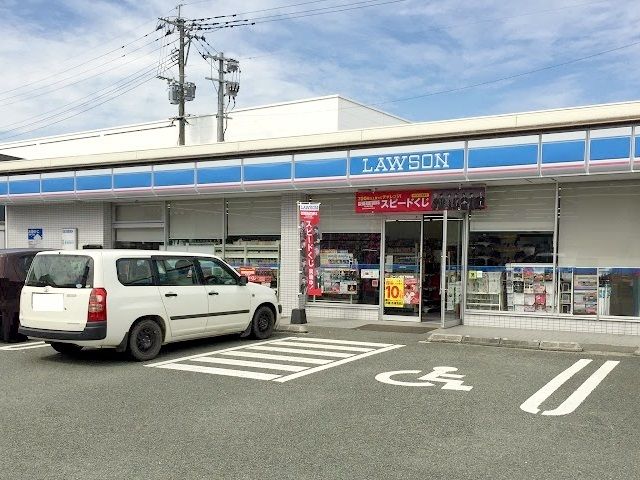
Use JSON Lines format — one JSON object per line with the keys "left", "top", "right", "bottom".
{"left": 382, "top": 220, "right": 422, "bottom": 321}
{"left": 441, "top": 212, "right": 465, "bottom": 327}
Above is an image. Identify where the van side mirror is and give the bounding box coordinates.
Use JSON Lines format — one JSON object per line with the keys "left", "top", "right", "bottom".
{"left": 238, "top": 275, "right": 248, "bottom": 286}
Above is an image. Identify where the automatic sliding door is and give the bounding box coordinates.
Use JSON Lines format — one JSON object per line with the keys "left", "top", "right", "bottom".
{"left": 383, "top": 220, "right": 421, "bottom": 321}
{"left": 442, "top": 214, "right": 464, "bottom": 327}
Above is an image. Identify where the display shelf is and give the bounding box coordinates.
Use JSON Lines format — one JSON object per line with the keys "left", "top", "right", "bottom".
{"left": 466, "top": 270, "right": 504, "bottom": 311}
{"left": 505, "top": 263, "right": 554, "bottom": 313}
{"left": 573, "top": 273, "right": 598, "bottom": 315}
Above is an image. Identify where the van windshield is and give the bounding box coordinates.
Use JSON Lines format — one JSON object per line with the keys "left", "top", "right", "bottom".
{"left": 25, "top": 255, "right": 94, "bottom": 288}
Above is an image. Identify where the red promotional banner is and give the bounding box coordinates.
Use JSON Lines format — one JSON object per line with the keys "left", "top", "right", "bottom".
{"left": 355, "top": 188, "right": 485, "bottom": 213}
{"left": 299, "top": 202, "right": 321, "bottom": 296}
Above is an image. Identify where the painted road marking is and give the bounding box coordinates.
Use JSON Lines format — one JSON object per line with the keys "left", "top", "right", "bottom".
{"left": 0, "top": 341, "right": 49, "bottom": 351}
{"left": 146, "top": 337, "right": 404, "bottom": 382}
{"left": 245, "top": 345, "right": 354, "bottom": 358}
{"left": 520, "top": 359, "right": 620, "bottom": 416}
{"left": 375, "top": 366, "right": 473, "bottom": 390}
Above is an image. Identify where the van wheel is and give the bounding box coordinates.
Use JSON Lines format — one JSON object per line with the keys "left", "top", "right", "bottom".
{"left": 49, "top": 342, "right": 83, "bottom": 354}
{"left": 251, "top": 306, "right": 275, "bottom": 340}
{"left": 128, "top": 319, "right": 162, "bottom": 361}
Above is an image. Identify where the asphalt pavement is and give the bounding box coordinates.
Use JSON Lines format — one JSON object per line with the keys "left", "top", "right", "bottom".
{"left": 0, "top": 327, "right": 638, "bottom": 480}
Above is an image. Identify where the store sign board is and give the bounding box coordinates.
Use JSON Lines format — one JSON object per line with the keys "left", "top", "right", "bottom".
{"left": 61, "top": 228, "right": 78, "bottom": 250}
{"left": 350, "top": 149, "right": 465, "bottom": 177}
{"left": 355, "top": 188, "right": 485, "bottom": 214}
{"left": 28, "top": 228, "right": 43, "bottom": 248}
{"left": 299, "top": 202, "right": 321, "bottom": 296}
{"left": 384, "top": 277, "right": 405, "bottom": 307}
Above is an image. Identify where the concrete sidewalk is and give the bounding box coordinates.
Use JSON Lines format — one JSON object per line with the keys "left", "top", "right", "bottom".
{"left": 277, "top": 316, "right": 640, "bottom": 355}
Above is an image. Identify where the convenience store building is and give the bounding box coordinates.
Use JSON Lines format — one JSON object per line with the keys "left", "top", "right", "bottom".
{"left": 1, "top": 99, "right": 640, "bottom": 335}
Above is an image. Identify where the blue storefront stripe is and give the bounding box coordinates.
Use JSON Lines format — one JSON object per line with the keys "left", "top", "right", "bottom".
{"left": 590, "top": 137, "right": 630, "bottom": 161}
{"left": 295, "top": 158, "right": 347, "bottom": 179}
{"left": 9, "top": 180, "right": 40, "bottom": 195}
{"left": 76, "top": 175, "right": 112, "bottom": 191}
{"left": 197, "top": 166, "right": 242, "bottom": 184}
{"left": 542, "top": 140, "right": 585, "bottom": 164}
{"left": 154, "top": 169, "right": 195, "bottom": 186}
{"left": 636, "top": 136, "right": 640, "bottom": 158}
{"left": 244, "top": 162, "right": 292, "bottom": 182}
{"left": 0, "top": 182, "right": 7, "bottom": 196}
{"left": 114, "top": 172, "right": 152, "bottom": 189}
{"left": 42, "top": 177, "right": 75, "bottom": 192}
{"left": 350, "top": 149, "right": 464, "bottom": 176}
{"left": 468, "top": 144, "right": 538, "bottom": 169}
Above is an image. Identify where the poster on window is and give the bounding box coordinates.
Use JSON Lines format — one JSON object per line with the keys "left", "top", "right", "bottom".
{"left": 384, "top": 277, "right": 405, "bottom": 307}
{"left": 299, "top": 202, "right": 322, "bottom": 296}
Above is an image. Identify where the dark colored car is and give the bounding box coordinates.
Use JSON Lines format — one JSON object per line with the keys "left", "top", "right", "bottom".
{"left": 0, "top": 249, "right": 42, "bottom": 342}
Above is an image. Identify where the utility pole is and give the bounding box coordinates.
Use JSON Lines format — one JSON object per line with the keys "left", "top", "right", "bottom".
{"left": 177, "top": 9, "right": 186, "bottom": 146}
{"left": 205, "top": 53, "right": 240, "bottom": 142}
{"left": 159, "top": 5, "right": 240, "bottom": 144}
{"left": 158, "top": 4, "right": 197, "bottom": 147}
{"left": 217, "top": 53, "right": 225, "bottom": 142}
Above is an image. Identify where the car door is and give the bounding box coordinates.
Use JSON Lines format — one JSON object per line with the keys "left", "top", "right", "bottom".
{"left": 153, "top": 256, "right": 209, "bottom": 338}
{"left": 196, "top": 257, "right": 251, "bottom": 333}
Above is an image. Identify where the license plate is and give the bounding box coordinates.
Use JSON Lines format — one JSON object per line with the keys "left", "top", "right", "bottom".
{"left": 32, "top": 293, "right": 64, "bottom": 312}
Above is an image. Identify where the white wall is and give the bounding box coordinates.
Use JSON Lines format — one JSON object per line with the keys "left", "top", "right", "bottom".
{"left": 6, "top": 203, "right": 111, "bottom": 249}
{"left": 337, "top": 97, "right": 408, "bottom": 130}
{"left": 0, "top": 123, "right": 177, "bottom": 160}
{"left": 0, "top": 96, "right": 408, "bottom": 160}
{"left": 558, "top": 180, "right": 640, "bottom": 267}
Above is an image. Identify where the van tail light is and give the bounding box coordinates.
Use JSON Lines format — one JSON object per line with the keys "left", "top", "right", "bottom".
{"left": 87, "top": 288, "right": 107, "bottom": 322}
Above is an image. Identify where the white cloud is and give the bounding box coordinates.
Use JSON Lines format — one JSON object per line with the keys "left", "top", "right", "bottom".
{"left": 1, "top": 0, "right": 640, "bottom": 140}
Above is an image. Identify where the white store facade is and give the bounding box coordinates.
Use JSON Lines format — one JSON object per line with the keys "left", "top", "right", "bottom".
{"left": 2, "top": 98, "right": 640, "bottom": 336}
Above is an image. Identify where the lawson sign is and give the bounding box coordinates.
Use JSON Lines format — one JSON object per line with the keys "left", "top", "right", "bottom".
{"left": 350, "top": 148, "right": 465, "bottom": 176}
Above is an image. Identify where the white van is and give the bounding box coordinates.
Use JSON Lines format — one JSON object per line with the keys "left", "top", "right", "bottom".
{"left": 19, "top": 250, "right": 281, "bottom": 361}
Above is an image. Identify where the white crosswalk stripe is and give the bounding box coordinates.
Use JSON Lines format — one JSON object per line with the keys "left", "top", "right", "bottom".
{"left": 145, "top": 336, "right": 404, "bottom": 382}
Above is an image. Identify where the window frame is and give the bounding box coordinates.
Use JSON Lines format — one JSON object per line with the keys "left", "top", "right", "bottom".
{"left": 151, "top": 255, "right": 202, "bottom": 287}
{"left": 195, "top": 257, "right": 241, "bottom": 286}
{"left": 116, "top": 258, "right": 156, "bottom": 287}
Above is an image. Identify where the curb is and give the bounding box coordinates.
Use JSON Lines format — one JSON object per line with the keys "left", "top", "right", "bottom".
{"left": 276, "top": 324, "right": 309, "bottom": 334}
{"left": 425, "top": 333, "right": 616, "bottom": 353}
{"left": 539, "top": 341, "right": 583, "bottom": 352}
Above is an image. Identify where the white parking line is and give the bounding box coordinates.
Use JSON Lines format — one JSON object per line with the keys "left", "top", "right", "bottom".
{"left": 0, "top": 341, "right": 49, "bottom": 351}
{"left": 246, "top": 345, "right": 353, "bottom": 358}
{"left": 192, "top": 356, "right": 308, "bottom": 372}
{"left": 269, "top": 340, "right": 374, "bottom": 352}
{"left": 145, "top": 336, "right": 405, "bottom": 382}
{"left": 219, "top": 351, "right": 333, "bottom": 365}
{"left": 520, "top": 359, "right": 620, "bottom": 416}
{"left": 157, "top": 363, "right": 282, "bottom": 380}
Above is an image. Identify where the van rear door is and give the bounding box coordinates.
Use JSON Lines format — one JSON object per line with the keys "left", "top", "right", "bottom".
{"left": 20, "top": 254, "right": 96, "bottom": 332}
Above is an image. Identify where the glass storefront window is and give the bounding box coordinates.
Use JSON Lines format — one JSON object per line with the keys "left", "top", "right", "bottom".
{"left": 225, "top": 235, "right": 280, "bottom": 292}
{"left": 309, "top": 233, "right": 381, "bottom": 305}
{"left": 467, "top": 232, "right": 554, "bottom": 312}
{"left": 598, "top": 269, "right": 640, "bottom": 317}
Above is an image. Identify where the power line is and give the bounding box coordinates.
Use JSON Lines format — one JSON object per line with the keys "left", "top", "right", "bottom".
{"left": 0, "top": 57, "right": 178, "bottom": 140}
{"left": 1, "top": 38, "right": 178, "bottom": 108}
{"left": 0, "top": 48, "right": 178, "bottom": 133}
{"left": 232, "top": 36, "right": 640, "bottom": 118}
{"left": 2, "top": 28, "right": 161, "bottom": 98}
{"left": 0, "top": 72, "right": 169, "bottom": 142}
{"left": 190, "top": 0, "right": 410, "bottom": 30}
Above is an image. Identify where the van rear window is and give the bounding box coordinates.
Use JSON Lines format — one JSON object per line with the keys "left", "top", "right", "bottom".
{"left": 25, "top": 255, "right": 94, "bottom": 288}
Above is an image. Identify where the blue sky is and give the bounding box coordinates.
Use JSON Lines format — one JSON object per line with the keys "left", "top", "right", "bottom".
{"left": 1, "top": 0, "right": 640, "bottom": 140}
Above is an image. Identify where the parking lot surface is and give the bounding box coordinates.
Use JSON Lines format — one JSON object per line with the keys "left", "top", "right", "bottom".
{"left": 1, "top": 327, "right": 638, "bottom": 480}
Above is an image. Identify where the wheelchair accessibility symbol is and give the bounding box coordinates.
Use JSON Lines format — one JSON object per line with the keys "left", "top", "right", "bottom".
{"left": 375, "top": 367, "right": 473, "bottom": 391}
